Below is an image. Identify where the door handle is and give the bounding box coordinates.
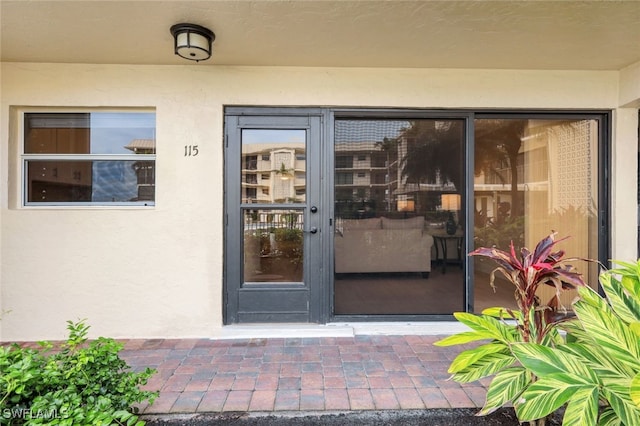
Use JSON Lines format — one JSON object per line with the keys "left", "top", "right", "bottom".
{"left": 310, "top": 206, "right": 318, "bottom": 213}
{"left": 309, "top": 226, "right": 318, "bottom": 234}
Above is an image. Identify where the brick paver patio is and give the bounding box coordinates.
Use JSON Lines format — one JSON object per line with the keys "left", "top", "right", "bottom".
{"left": 118, "top": 335, "right": 489, "bottom": 414}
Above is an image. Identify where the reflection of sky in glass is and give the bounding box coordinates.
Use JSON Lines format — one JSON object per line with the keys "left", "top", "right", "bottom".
{"left": 335, "top": 120, "right": 409, "bottom": 143}
{"left": 90, "top": 113, "right": 156, "bottom": 154}
{"left": 91, "top": 161, "right": 138, "bottom": 202}
{"left": 242, "top": 129, "right": 305, "bottom": 145}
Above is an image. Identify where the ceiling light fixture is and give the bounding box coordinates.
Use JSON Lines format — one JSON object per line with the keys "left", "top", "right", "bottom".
{"left": 170, "top": 23, "right": 215, "bottom": 62}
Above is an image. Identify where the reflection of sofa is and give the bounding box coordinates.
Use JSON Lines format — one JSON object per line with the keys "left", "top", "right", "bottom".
{"left": 334, "top": 216, "right": 434, "bottom": 277}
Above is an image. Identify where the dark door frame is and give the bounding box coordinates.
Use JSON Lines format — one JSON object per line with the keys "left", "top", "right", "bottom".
{"left": 224, "top": 107, "right": 326, "bottom": 324}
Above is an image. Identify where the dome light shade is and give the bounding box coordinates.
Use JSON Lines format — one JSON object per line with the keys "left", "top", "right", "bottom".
{"left": 170, "top": 23, "right": 215, "bottom": 62}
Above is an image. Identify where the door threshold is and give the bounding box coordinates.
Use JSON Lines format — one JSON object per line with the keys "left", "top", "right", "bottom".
{"left": 218, "top": 321, "right": 467, "bottom": 339}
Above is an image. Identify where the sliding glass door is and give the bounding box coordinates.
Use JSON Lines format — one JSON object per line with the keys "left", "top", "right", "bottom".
{"left": 331, "top": 113, "right": 606, "bottom": 318}
{"left": 333, "top": 118, "right": 466, "bottom": 316}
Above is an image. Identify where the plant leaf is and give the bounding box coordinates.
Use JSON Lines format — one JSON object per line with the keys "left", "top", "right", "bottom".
{"left": 515, "top": 374, "right": 586, "bottom": 422}
{"left": 608, "top": 260, "right": 640, "bottom": 298}
{"left": 630, "top": 322, "right": 640, "bottom": 338}
{"left": 531, "top": 232, "right": 558, "bottom": 264}
{"left": 478, "top": 367, "right": 530, "bottom": 416}
{"left": 448, "top": 343, "right": 509, "bottom": 374}
{"left": 574, "top": 288, "right": 640, "bottom": 368}
{"left": 600, "top": 272, "right": 640, "bottom": 324}
{"left": 597, "top": 407, "right": 623, "bottom": 426}
{"left": 511, "top": 343, "right": 597, "bottom": 381}
{"left": 434, "top": 331, "right": 493, "bottom": 347}
{"left": 559, "top": 343, "right": 631, "bottom": 380}
{"left": 469, "top": 246, "right": 521, "bottom": 274}
{"left": 631, "top": 372, "right": 640, "bottom": 408}
{"left": 601, "top": 383, "right": 640, "bottom": 426}
{"left": 562, "top": 386, "right": 599, "bottom": 426}
{"left": 481, "top": 307, "right": 523, "bottom": 321}
{"left": 450, "top": 351, "right": 516, "bottom": 383}
{"left": 449, "top": 312, "right": 518, "bottom": 344}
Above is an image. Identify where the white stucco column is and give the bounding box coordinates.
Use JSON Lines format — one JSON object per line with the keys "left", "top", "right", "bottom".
{"left": 613, "top": 61, "right": 640, "bottom": 262}
{"left": 611, "top": 108, "right": 639, "bottom": 262}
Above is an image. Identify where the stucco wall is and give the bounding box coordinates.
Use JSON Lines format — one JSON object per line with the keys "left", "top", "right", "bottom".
{"left": 0, "top": 62, "right": 635, "bottom": 341}
{"left": 620, "top": 60, "right": 640, "bottom": 108}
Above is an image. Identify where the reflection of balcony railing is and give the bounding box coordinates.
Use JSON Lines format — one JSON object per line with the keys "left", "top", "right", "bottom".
{"left": 241, "top": 183, "right": 261, "bottom": 188}
{"left": 244, "top": 212, "right": 304, "bottom": 231}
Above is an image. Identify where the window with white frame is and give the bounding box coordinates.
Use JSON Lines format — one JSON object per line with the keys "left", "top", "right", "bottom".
{"left": 22, "top": 111, "right": 156, "bottom": 206}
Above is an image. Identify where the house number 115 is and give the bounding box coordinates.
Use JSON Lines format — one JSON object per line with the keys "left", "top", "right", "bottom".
{"left": 184, "top": 145, "right": 199, "bottom": 156}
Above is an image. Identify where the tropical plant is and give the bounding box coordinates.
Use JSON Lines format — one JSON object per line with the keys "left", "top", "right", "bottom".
{"left": 0, "top": 320, "right": 157, "bottom": 425}
{"left": 434, "top": 232, "right": 586, "bottom": 425}
{"left": 511, "top": 260, "right": 640, "bottom": 425}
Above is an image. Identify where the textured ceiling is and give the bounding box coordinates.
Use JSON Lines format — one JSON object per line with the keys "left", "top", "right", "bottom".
{"left": 2, "top": 0, "right": 640, "bottom": 70}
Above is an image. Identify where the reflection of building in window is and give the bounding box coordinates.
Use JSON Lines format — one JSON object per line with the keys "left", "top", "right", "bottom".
{"left": 473, "top": 119, "right": 597, "bottom": 224}
{"left": 124, "top": 139, "right": 156, "bottom": 201}
{"left": 246, "top": 188, "right": 257, "bottom": 199}
{"left": 334, "top": 143, "right": 389, "bottom": 202}
{"left": 334, "top": 119, "right": 464, "bottom": 219}
{"left": 240, "top": 142, "right": 305, "bottom": 203}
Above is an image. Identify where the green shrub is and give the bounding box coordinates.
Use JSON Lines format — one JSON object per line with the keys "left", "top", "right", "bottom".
{"left": 0, "top": 320, "right": 157, "bottom": 425}
{"left": 511, "top": 260, "right": 640, "bottom": 425}
{"left": 435, "top": 232, "right": 586, "bottom": 425}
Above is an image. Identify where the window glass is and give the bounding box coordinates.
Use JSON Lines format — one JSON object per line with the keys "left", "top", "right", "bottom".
{"left": 472, "top": 118, "right": 600, "bottom": 312}
{"left": 23, "top": 111, "right": 155, "bottom": 205}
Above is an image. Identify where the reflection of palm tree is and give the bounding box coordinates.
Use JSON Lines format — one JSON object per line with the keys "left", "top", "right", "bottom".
{"left": 375, "top": 137, "right": 398, "bottom": 212}
{"left": 398, "top": 120, "right": 464, "bottom": 190}
{"left": 375, "top": 136, "right": 398, "bottom": 155}
{"left": 274, "top": 162, "right": 294, "bottom": 180}
{"left": 475, "top": 119, "right": 526, "bottom": 217}
{"left": 384, "top": 119, "right": 526, "bottom": 219}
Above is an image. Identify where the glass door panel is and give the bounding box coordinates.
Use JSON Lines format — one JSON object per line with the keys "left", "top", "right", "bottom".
{"left": 333, "top": 119, "right": 465, "bottom": 315}
{"left": 241, "top": 129, "right": 307, "bottom": 285}
{"left": 243, "top": 208, "right": 304, "bottom": 283}
{"left": 472, "top": 118, "right": 600, "bottom": 312}
{"left": 241, "top": 129, "right": 306, "bottom": 204}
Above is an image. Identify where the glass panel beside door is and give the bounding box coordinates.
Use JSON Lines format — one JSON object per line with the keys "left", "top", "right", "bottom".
{"left": 333, "top": 119, "right": 466, "bottom": 316}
